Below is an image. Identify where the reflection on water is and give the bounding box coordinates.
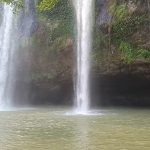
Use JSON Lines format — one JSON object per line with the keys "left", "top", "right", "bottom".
{"left": 0, "top": 108, "right": 150, "bottom": 150}
{"left": 75, "top": 117, "right": 89, "bottom": 150}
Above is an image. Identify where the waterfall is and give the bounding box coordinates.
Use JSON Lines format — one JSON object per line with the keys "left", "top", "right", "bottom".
{"left": 74, "top": 0, "right": 94, "bottom": 114}
{"left": 0, "top": 5, "right": 14, "bottom": 108}
{"left": 0, "top": 0, "right": 36, "bottom": 109}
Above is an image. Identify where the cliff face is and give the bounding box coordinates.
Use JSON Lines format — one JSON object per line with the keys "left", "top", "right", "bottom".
{"left": 23, "top": 0, "right": 150, "bottom": 106}
{"left": 29, "top": 25, "right": 74, "bottom": 105}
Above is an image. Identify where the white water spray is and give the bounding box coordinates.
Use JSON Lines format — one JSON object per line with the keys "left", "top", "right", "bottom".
{"left": 74, "top": 0, "right": 94, "bottom": 114}
{"left": 0, "top": 0, "right": 36, "bottom": 109}
{"left": 0, "top": 5, "right": 13, "bottom": 107}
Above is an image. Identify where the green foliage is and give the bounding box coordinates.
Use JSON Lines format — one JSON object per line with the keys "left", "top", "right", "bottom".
{"left": 110, "top": 2, "right": 150, "bottom": 63}
{"left": 137, "top": 48, "right": 150, "bottom": 59}
{"left": 115, "top": 5, "right": 127, "bottom": 19}
{"left": 114, "top": 4, "right": 128, "bottom": 21}
{"left": 113, "top": 15, "right": 146, "bottom": 42}
{"left": 119, "top": 41, "right": 150, "bottom": 64}
{"left": 37, "top": 0, "right": 59, "bottom": 12}
{"left": 0, "top": 0, "right": 60, "bottom": 12}
{"left": 119, "top": 41, "right": 137, "bottom": 63}
{"left": 112, "top": 13, "right": 150, "bottom": 63}
{"left": 0, "top": 0, "right": 23, "bottom": 11}
{"left": 41, "top": 0, "right": 73, "bottom": 21}
{"left": 50, "top": 21, "right": 72, "bottom": 42}
{"left": 39, "top": 0, "right": 73, "bottom": 43}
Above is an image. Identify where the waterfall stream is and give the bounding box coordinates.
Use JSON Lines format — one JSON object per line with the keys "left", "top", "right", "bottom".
{"left": 74, "top": 0, "right": 94, "bottom": 114}
{"left": 0, "top": 1, "right": 36, "bottom": 109}
{"left": 0, "top": 5, "right": 14, "bottom": 107}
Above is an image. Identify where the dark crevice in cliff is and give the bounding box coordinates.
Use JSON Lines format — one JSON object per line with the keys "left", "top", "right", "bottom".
{"left": 91, "top": 73, "right": 150, "bottom": 107}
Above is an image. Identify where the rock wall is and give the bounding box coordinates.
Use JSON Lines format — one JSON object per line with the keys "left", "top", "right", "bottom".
{"left": 17, "top": 0, "right": 150, "bottom": 107}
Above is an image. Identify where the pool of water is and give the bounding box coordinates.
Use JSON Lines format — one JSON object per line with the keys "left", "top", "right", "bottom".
{"left": 0, "top": 107, "right": 150, "bottom": 150}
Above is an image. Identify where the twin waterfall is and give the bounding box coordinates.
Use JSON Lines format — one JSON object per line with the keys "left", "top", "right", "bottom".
{"left": 0, "top": 0, "right": 94, "bottom": 113}
{"left": 74, "top": 0, "right": 94, "bottom": 114}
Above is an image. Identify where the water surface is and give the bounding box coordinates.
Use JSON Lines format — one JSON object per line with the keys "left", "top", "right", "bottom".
{"left": 0, "top": 108, "right": 150, "bottom": 150}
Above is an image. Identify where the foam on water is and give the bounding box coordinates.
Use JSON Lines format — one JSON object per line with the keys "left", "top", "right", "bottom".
{"left": 66, "top": 109, "right": 104, "bottom": 116}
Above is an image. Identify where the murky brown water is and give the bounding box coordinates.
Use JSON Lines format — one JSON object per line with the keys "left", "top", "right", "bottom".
{"left": 0, "top": 108, "right": 150, "bottom": 150}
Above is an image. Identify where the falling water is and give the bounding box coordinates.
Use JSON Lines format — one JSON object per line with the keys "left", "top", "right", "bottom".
{"left": 0, "top": 0, "right": 36, "bottom": 109}
{"left": 74, "top": 0, "right": 94, "bottom": 114}
{"left": 0, "top": 5, "right": 13, "bottom": 108}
